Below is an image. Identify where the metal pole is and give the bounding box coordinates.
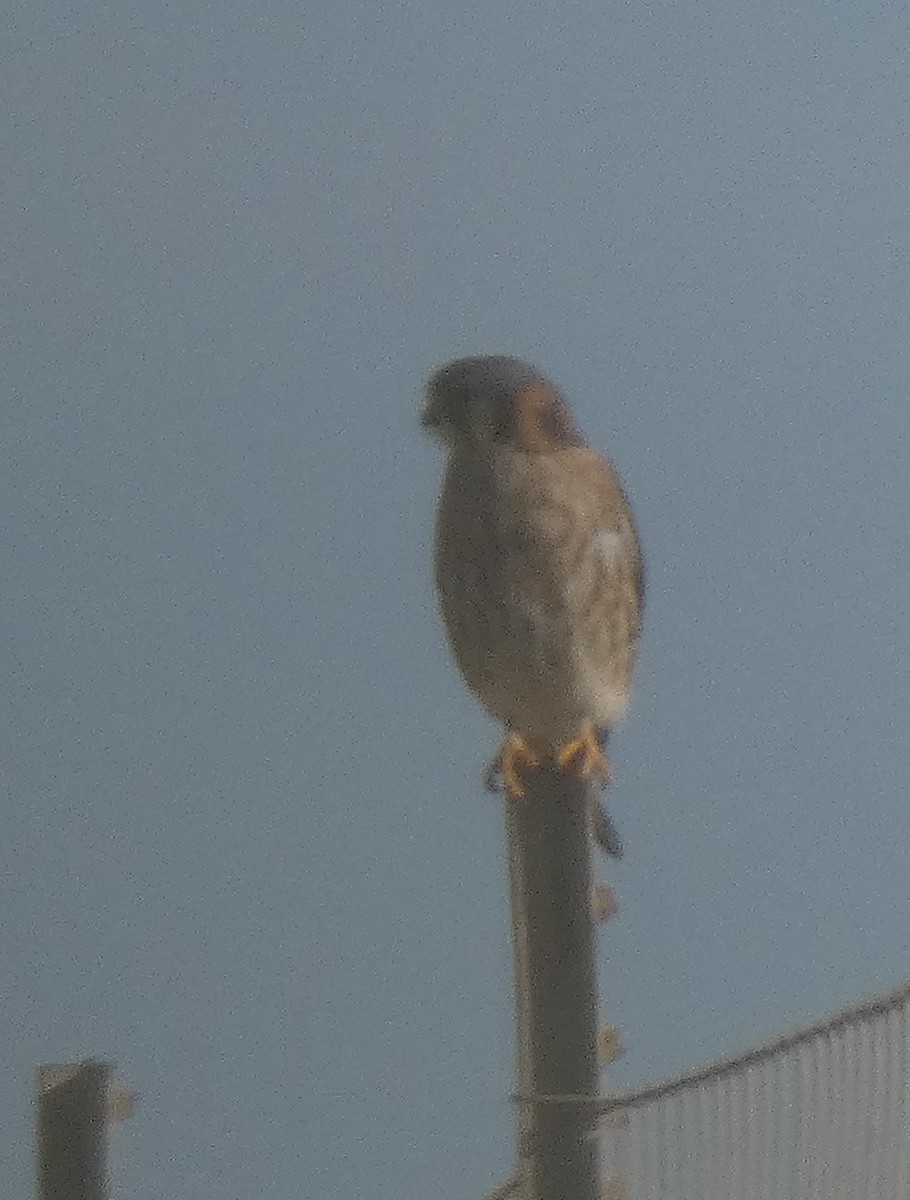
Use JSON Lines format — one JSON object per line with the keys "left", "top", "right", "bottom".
{"left": 507, "top": 765, "right": 601, "bottom": 1200}
{"left": 36, "top": 1061, "right": 112, "bottom": 1200}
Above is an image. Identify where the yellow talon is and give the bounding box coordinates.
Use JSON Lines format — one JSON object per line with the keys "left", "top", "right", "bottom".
{"left": 556, "top": 722, "right": 612, "bottom": 788}
{"left": 484, "top": 732, "right": 541, "bottom": 799}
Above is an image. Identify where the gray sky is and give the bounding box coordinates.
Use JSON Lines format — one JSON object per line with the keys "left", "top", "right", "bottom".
{"left": 5, "top": 2, "right": 910, "bottom": 1197}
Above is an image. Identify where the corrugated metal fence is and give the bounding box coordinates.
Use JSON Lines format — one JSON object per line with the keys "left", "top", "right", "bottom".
{"left": 600, "top": 978, "right": 910, "bottom": 1199}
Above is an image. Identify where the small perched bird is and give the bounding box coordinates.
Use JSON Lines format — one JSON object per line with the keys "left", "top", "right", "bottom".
{"left": 422, "top": 355, "right": 644, "bottom": 857}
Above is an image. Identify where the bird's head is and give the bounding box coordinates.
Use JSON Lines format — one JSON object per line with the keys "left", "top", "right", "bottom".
{"left": 421, "top": 355, "right": 584, "bottom": 454}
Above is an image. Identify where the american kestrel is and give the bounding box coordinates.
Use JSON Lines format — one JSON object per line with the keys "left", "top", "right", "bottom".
{"left": 422, "top": 355, "right": 644, "bottom": 857}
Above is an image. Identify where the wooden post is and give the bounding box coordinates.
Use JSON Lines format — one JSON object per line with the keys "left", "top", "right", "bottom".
{"left": 36, "top": 1061, "right": 112, "bottom": 1200}
{"left": 507, "top": 765, "right": 601, "bottom": 1200}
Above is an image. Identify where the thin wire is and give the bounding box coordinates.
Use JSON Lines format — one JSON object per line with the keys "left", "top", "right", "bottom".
{"left": 508, "top": 977, "right": 910, "bottom": 1199}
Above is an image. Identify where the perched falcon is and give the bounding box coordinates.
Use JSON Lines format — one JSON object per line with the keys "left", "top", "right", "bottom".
{"left": 422, "top": 355, "right": 644, "bottom": 857}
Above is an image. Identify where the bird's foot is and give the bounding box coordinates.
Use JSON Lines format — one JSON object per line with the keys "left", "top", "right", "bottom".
{"left": 484, "top": 732, "right": 541, "bottom": 800}
{"left": 556, "top": 723, "right": 612, "bottom": 790}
